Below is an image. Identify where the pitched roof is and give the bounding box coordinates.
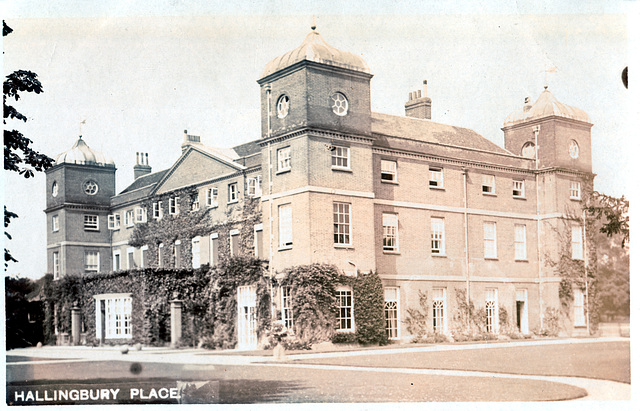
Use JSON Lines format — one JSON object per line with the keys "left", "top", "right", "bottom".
{"left": 119, "top": 169, "right": 169, "bottom": 195}
{"left": 371, "top": 112, "right": 510, "bottom": 155}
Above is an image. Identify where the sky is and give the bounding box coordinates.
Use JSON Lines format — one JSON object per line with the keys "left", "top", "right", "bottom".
{"left": 2, "top": 1, "right": 636, "bottom": 279}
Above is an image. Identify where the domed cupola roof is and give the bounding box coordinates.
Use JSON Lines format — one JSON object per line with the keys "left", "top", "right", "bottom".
{"left": 54, "top": 136, "right": 115, "bottom": 167}
{"left": 260, "top": 27, "right": 370, "bottom": 79}
{"left": 504, "top": 87, "right": 591, "bottom": 127}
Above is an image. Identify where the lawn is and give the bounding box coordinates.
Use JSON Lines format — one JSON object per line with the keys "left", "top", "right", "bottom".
{"left": 294, "top": 341, "right": 630, "bottom": 383}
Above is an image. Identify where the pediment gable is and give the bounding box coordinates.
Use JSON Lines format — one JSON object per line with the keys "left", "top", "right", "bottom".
{"left": 153, "top": 146, "right": 244, "bottom": 196}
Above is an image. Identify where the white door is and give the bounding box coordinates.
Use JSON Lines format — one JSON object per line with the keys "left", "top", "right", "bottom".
{"left": 516, "top": 289, "right": 529, "bottom": 334}
{"left": 237, "top": 285, "right": 257, "bottom": 350}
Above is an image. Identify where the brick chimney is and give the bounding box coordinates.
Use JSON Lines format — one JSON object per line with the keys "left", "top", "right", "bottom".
{"left": 405, "top": 80, "right": 432, "bottom": 120}
{"left": 181, "top": 129, "right": 202, "bottom": 154}
{"left": 133, "top": 152, "right": 152, "bottom": 179}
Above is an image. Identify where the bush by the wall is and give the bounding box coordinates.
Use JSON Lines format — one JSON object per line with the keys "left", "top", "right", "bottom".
{"left": 351, "top": 271, "right": 388, "bottom": 346}
{"left": 280, "top": 264, "right": 341, "bottom": 346}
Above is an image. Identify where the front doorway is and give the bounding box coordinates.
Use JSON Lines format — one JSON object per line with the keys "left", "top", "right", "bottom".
{"left": 237, "top": 285, "right": 257, "bottom": 350}
{"left": 516, "top": 289, "right": 528, "bottom": 334}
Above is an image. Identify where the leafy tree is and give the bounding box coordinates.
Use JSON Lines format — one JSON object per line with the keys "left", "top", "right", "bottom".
{"left": 3, "top": 21, "right": 54, "bottom": 268}
{"left": 586, "top": 191, "right": 629, "bottom": 248}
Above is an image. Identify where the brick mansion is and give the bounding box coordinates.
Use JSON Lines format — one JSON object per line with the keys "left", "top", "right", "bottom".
{"left": 44, "top": 27, "right": 594, "bottom": 347}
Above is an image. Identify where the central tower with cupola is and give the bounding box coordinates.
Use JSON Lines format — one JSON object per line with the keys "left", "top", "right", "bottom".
{"left": 257, "top": 26, "right": 373, "bottom": 139}
{"left": 256, "top": 26, "right": 378, "bottom": 275}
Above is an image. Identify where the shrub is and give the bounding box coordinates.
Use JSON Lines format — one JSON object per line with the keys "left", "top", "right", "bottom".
{"left": 331, "top": 332, "right": 358, "bottom": 344}
{"left": 351, "top": 271, "right": 388, "bottom": 346}
{"left": 281, "top": 264, "right": 341, "bottom": 346}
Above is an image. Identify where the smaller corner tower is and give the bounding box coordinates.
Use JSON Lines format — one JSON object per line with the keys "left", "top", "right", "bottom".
{"left": 45, "top": 136, "right": 116, "bottom": 278}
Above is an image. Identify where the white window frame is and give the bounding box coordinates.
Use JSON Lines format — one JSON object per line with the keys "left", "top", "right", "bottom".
{"left": 125, "top": 247, "right": 134, "bottom": 269}
{"left": 572, "top": 225, "right": 584, "bottom": 260}
{"left": 85, "top": 250, "right": 100, "bottom": 273}
{"left": 431, "top": 217, "right": 445, "bottom": 255}
{"left": 169, "top": 197, "right": 180, "bottom": 215}
{"left": 95, "top": 294, "right": 132, "bottom": 339}
{"left": 191, "top": 196, "right": 200, "bottom": 212}
{"left": 382, "top": 213, "right": 398, "bottom": 252}
{"left": 384, "top": 287, "right": 400, "bottom": 339}
{"left": 140, "top": 245, "right": 148, "bottom": 268}
{"left": 84, "top": 215, "right": 99, "bottom": 231}
{"left": 333, "top": 202, "right": 352, "bottom": 246}
{"left": 277, "top": 146, "right": 291, "bottom": 172}
{"left": 512, "top": 180, "right": 525, "bottom": 198}
{"left": 228, "top": 183, "right": 238, "bottom": 203}
{"left": 113, "top": 250, "right": 121, "bottom": 271}
{"left": 125, "top": 210, "right": 134, "bottom": 227}
{"left": 331, "top": 146, "right": 350, "bottom": 169}
{"left": 209, "top": 233, "right": 219, "bottom": 265}
{"left": 281, "top": 286, "right": 293, "bottom": 330}
{"left": 229, "top": 229, "right": 240, "bottom": 256}
{"left": 514, "top": 224, "right": 527, "bottom": 260}
{"left": 485, "top": 288, "right": 499, "bottom": 334}
{"left": 191, "top": 237, "right": 201, "bottom": 268}
{"left": 134, "top": 207, "right": 147, "bottom": 224}
{"left": 482, "top": 175, "right": 496, "bottom": 194}
{"left": 153, "top": 201, "right": 163, "bottom": 219}
{"left": 573, "top": 289, "right": 586, "bottom": 326}
{"left": 52, "top": 251, "right": 60, "bottom": 279}
{"left": 429, "top": 166, "right": 444, "bottom": 188}
{"left": 336, "top": 286, "right": 354, "bottom": 332}
{"left": 108, "top": 214, "right": 120, "bottom": 230}
{"left": 247, "top": 176, "right": 262, "bottom": 197}
{"left": 206, "top": 187, "right": 219, "bottom": 207}
{"left": 52, "top": 215, "right": 59, "bottom": 232}
{"left": 381, "top": 159, "right": 397, "bottom": 182}
{"left": 570, "top": 181, "right": 581, "bottom": 200}
{"left": 432, "top": 288, "right": 447, "bottom": 334}
{"left": 484, "top": 221, "right": 497, "bottom": 259}
{"left": 278, "top": 204, "right": 293, "bottom": 248}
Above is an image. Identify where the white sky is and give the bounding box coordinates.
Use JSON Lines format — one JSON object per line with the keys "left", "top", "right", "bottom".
{"left": 2, "top": 1, "right": 636, "bottom": 279}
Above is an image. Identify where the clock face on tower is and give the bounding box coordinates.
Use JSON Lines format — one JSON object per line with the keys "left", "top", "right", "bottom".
{"left": 331, "top": 92, "right": 349, "bottom": 116}
{"left": 83, "top": 180, "right": 99, "bottom": 195}
{"left": 276, "top": 95, "right": 289, "bottom": 118}
{"left": 521, "top": 142, "right": 535, "bottom": 159}
{"left": 569, "top": 140, "right": 580, "bottom": 159}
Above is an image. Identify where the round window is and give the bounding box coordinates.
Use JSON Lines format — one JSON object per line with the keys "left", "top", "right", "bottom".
{"left": 52, "top": 181, "right": 59, "bottom": 197}
{"left": 569, "top": 140, "right": 579, "bottom": 159}
{"left": 521, "top": 142, "right": 536, "bottom": 159}
{"left": 83, "top": 180, "right": 99, "bottom": 195}
{"left": 331, "top": 92, "right": 349, "bottom": 116}
{"left": 276, "top": 95, "right": 290, "bottom": 119}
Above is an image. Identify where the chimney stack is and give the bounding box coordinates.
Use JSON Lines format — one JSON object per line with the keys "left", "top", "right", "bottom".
{"left": 181, "top": 129, "right": 202, "bottom": 153}
{"left": 134, "top": 152, "right": 152, "bottom": 179}
{"left": 405, "top": 80, "right": 432, "bottom": 120}
{"left": 523, "top": 96, "right": 532, "bottom": 112}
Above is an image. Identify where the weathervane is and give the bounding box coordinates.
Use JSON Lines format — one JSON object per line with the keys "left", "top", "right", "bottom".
{"left": 79, "top": 119, "right": 86, "bottom": 138}
{"left": 541, "top": 64, "right": 557, "bottom": 89}
{"left": 311, "top": 15, "right": 316, "bottom": 31}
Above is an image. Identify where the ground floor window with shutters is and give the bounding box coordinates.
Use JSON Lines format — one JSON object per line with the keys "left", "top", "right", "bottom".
{"left": 336, "top": 286, "right": 354, "bottom": 332}
{"left": 191, "top": 237, "right": 200, "bottom": 268}
{"left": 230, "top": 229, "right": 240, "bottom": 256}
{"left": 384, "top": 287, "right": 399, "bottom": 339}
{"left": 432, "top": 288, "right": 446, "bottom": 334}
{"left": 485, "top": 289, "right": 498, "bottom": 333}
{"left": 209, "top": 233, "right": 219, "bottom": 265}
